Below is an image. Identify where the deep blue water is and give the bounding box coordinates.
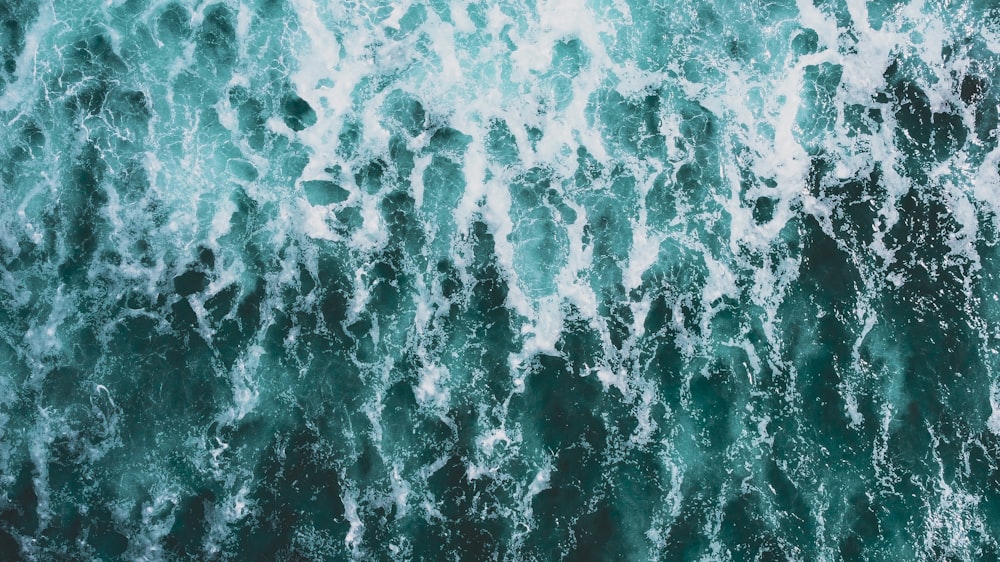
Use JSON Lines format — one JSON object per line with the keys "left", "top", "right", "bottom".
{"left": 2, "top": 0, "right": 1000, "bottom": 559}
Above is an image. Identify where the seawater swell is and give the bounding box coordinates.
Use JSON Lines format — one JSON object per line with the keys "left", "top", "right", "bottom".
{"left": 1, "top": 0, "right": 999, "bottom": 559}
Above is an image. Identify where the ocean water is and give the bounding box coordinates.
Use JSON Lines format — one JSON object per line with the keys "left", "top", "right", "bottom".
{"left": 1, "top": 0, "right": 999, "bottom": 559}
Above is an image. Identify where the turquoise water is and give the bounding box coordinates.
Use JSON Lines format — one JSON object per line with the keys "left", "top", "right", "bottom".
{"left": 1, "top": 0, "right": 1000, "bottom": 559}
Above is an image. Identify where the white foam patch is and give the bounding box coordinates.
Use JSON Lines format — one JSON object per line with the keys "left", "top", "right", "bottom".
{"left": 350, "top": 195, "right": 388, "bottom": 251}
{"left": 342, "top": 490, "right": 364, "bottom": 555}
{"left": 521, "top": 296, "right": 564, "bottom": 357}
{"left": 390, "top": 465, "right": 411, "bottom": 518}
{"left": 28, "top": 409, "right": 55, "bottom": 531}
{"left": 595, "top": 366, "right": 628, "bottom": 396}
{"left": 988, "top": 383, "right": 1000, "bottom": 436}
{"left": 414, "top": 361, "right": 451, "bottom": 411}
{"left": 974, "top": 146, "right": 1000, "bottom": 223}
{"left": 625, "top": 221, "right": 665, "bottom": 292}
{"left": 347, "top": 267, "right": 372, "bottom": 326}
{"left": 297, "top": 198, "right": 339, "bottom": 241}
{"left": 126, "top": 487, "right": 181, "bottom": 561}
{"left": 476, "top": 428, "right": 512, "bottom": 457}
{"left": 214, "top": 346, "right": 263, "bottom": 429}
{"left": 702, "top": 254, "right": 737, "bottom": 306}
{"left": 202, "top": 486, "right": 252, "bottom": 556}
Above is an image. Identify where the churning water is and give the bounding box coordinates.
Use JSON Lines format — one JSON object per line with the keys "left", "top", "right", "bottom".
{"left": 1, "top": 0, "right": 1000, "bottom": 559}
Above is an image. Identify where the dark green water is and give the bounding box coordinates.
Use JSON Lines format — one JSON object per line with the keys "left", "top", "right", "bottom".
{"left": 1, "top": 0, "right": 1000, "bottom": 559}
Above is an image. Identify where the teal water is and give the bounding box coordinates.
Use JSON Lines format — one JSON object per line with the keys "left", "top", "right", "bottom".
{"left": 1, "top": 0, "right": 1000, "bottom": 559}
